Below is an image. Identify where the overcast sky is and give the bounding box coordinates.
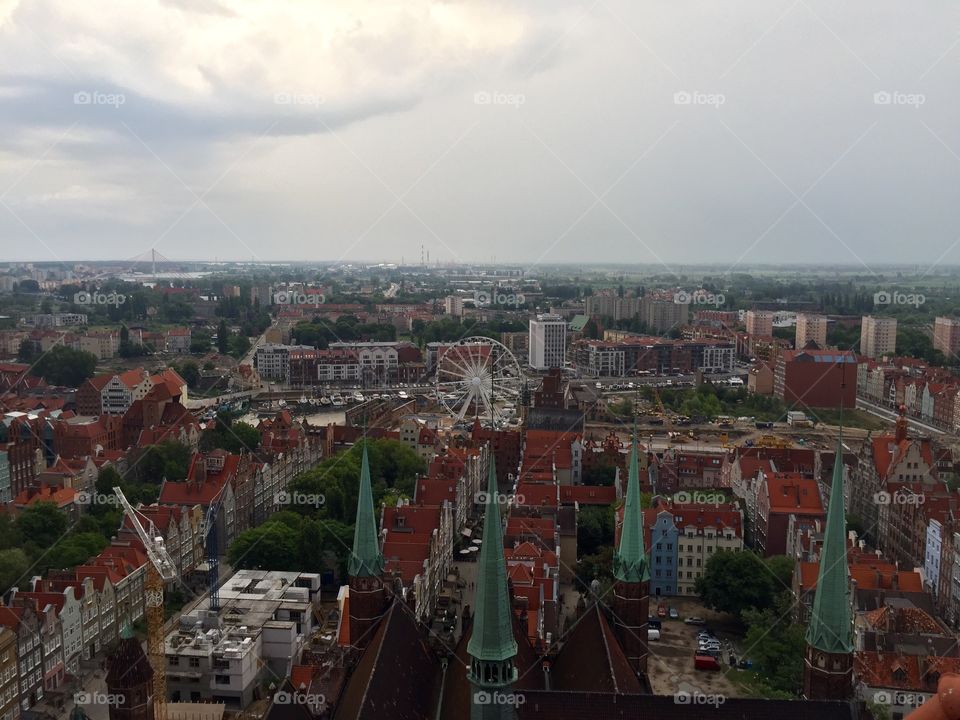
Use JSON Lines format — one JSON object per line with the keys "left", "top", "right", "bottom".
{"left": 1, "top": 0, "right": 959, "bottom": 272}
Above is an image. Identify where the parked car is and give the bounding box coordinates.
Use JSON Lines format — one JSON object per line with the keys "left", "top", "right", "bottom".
{"left": 695, "top": 655, "right": 722, "bottom": 671}
{"left": 648, "top": 617, "right": 662, "bottom": 630}
{"left": 669, "top": 607, "right": 679, "bottom": 619}
{"left": 684, "top": 617, "right": 706, "bottom": 625}
{"left": 657, "top": 604, "right": 667, "bottom": 618}
{"left": 648, "top": 629, "right": 661, "bottom": 641}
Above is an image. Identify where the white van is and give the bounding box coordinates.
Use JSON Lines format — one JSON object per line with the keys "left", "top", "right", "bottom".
{"left": 647, "top": 629, "right": 661, "bottom": 641}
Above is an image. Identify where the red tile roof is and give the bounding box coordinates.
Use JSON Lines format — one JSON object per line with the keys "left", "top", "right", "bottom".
{"left": 763, "top": 473, "right": 824, "bottom": 515}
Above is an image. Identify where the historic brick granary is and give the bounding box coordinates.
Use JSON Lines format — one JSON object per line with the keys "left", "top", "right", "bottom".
{"left": 106, "top": 624, "right": 154, "bottom": 720}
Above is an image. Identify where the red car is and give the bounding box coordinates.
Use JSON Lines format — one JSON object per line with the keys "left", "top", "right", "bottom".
{"left": 695, "top": 654, "right": 721, "bottom": 671}
{"left": 657, "top": 603, "right": 667, "bottom": 618}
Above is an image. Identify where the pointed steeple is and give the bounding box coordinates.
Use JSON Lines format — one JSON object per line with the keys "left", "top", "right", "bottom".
{"left": 614, "top": 425, "right": 650, "bottom": 583}
{"left": 348, "top": 442, "right": 384, "bottom": 577}
{"left": 467, "top": 455, "right": 517, "bottom": 664}
{"left": 806, "top": 432, "right": 853, "bottom": 653}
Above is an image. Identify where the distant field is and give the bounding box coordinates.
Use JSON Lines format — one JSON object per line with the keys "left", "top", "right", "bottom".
{"left": 810, "top": 408, "right": 888, "bottom": 432}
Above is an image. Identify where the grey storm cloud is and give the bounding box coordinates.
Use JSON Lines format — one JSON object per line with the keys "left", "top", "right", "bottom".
{"left": 0, "top": 0, "right": 959, "bottom": 270}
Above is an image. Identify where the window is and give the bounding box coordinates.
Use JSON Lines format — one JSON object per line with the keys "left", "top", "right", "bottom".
{"left": 169, "top": 657, "right": 179, "bottom": 667}
{"left": 215, "top": 675, "right": 230, "bottom": 685}
{"left": 189, "top": 657, "right": 200, "bottom": 668}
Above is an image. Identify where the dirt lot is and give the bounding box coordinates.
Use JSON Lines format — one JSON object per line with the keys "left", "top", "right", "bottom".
{"left": 647, "top": 596, "right": 753, "bottom": 698}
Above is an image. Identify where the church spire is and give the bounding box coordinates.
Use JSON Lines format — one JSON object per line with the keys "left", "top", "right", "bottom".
{"left": 806, "top": 433, "right": 853, "bottom": 654}
{"left": 468, "top": 455, "right": 517, "bottom": 664}
{"left": 803, "top": 429, "right": 854, "bottom": 700}
{"left": 468, "top": 455, "right": 517, "bottom": 720}
{"left": 614, "top": 426, "right": 649, "bottom": 583}
{"left": 348, "top": 441, "right": 384, "bottom": 577}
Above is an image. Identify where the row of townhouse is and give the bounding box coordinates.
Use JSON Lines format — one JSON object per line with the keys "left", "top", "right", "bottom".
{"left": 380, "top": 500, "right": 454, "bottom": 623}
{"left": 0, "top": 538, "right": 148, "bottom": 717}
{"left": 722, "top": 446, "right": 819, "bottom": 545}
{"left": 641, "top": 499, "right": 744, "bottom": 596}
{"left": 848, "top": 412, "right": 944, "bottom": 555}
{"left": 3, "top": 327, "right": 190, "bottom": 362}
{"left": 858, "top": 358, "right": 960, "bottom": 431}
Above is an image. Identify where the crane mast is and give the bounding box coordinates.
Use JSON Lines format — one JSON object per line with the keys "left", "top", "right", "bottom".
{"left": 114, "top": 486, "right": 176, "bottom": 720}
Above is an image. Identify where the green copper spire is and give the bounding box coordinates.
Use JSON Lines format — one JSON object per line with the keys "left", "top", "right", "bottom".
{"left": 348, "top": 442, "right": 384, "bottom": 577}
{"left": 467, "top": 456, "right": 518, "bottom": 663}
{"left": 614, "top": 426, "right": 650, "bottom": 583}
{"left": 806, "top": 434, "right": 853, "bottom": 653}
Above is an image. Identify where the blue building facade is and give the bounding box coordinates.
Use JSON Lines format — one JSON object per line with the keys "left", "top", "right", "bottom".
{"left": 649, "top": 509, "right": 679, "bottom": 596}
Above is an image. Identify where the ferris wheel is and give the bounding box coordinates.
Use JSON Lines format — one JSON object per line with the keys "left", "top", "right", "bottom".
{"left": 435, "top": 337, "right": 523, "bottom": 425}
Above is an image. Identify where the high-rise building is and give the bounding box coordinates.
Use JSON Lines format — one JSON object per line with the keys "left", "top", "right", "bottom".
{"left": 444, "top": 296, "right": 464, "bottom": 317}
{"left": 585, "top": 294, "right": 640, "bottom": 321}
{"left": 795, "top": 314, "right": 828, "bottom": 348}
{"left": 745, "top": 310, "right": 774, "bottom": 337}
{"left": 859, "top": 316, "right": 897, "bottom": 358}
{"left": 933, "top": 317, "right": 960, "bottom": 358}
{"left": 528, "top": 314, "right": 566, "bottom": 370}
{"left": 639, "top": 293, "right": 688, "bottom": 333}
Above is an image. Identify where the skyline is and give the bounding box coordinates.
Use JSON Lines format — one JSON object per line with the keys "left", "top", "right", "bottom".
{"left": 2, "top": 2, "right": 960, "bottom": 269}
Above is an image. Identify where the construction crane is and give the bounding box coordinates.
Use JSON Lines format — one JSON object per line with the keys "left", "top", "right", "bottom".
{"left": 204, "top": 499, "right": 220, "bottom": 611}
{"left": 114, "top": 487, "right": 177, "bottom": 720}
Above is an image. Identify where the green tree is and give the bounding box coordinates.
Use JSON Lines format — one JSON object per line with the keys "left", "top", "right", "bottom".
{"left": 29, "top": 345, "right": 97, "bottom": 386}
{"left": 177, "top": 361, "right": 200, "bottom": 389}
{"left": 0, "top": 549, "right": 30, "bottom": 592}
{"left": 138, "top": 442, "right": 191, "bottom": 483}
{"left": 743, "top": 598, "right": 806, "bottom": 694}
{"left": 200, "top": 417, "right": 260, "bottom": 454}
{"left": 17, "top": 502, "right": 69, "bottom": 549}
{"left": 228, "top": 522, "right": 299, "bottom": 571}
{"left": 695, "top": 550, "right": 781, "bottom": 618}
{"left": 577, "top": 504, "right": 615, "bottom": 556}
{"left": 217, "top": 320, "right": 229, "bottom": 354}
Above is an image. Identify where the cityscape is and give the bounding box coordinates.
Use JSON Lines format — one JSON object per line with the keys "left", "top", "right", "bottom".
{"left": 3, "top": 3, "right": 960, "bottom": 720}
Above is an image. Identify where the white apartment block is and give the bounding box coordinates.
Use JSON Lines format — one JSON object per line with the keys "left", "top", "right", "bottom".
{"left": 528, "top": 314, "right": 566, "bottom": 370}
{"left": 745, "top": 310, "right": 773, "bottom": 337}
{"left": 795, "top": 314, "right": 828, "bottom": 348}
{"left": 860, "top": 316, "right": 897, "bottom": 358}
